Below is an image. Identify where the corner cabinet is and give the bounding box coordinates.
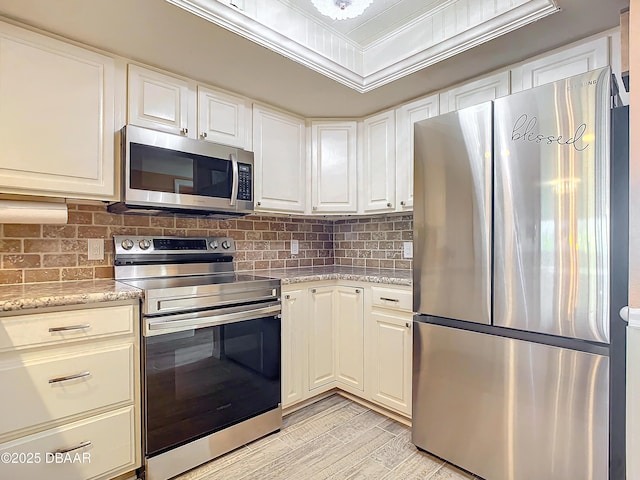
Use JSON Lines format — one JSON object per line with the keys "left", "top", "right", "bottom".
{"left": 0, "top": 21, "right": 116, "bottom": 200}
{"left": 253, "top": 105, "right": 306, "bottom": 213}
{"left": 361, "top": 110, "right": 396, "bottom": 214}
{"left": 307, "top": 286, "right": 336, "bottom": 390}
{"left": 127, "top": 64, "right": 193, "bottom": 136}
{"left": 310, "top": 121, "right": 358, "bottom": 214}
{"left": 334, "top": 286, "right": 364, "bottom": 391}
{"left": 394, "top": 94, "right": 439, "bottom": 211}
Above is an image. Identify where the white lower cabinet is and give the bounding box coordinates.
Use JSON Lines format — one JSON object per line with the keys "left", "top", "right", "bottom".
{"left": 282, "top": 282, "right": 410, "bottom": 418}
{"left": 0, "top": 302, "right": 141, "bottom": 480}
{"left": 281, "top": 289, "right": 306, "bottom": 407}
{"left": 334, "top": 287, "right": 364, "bottom": 391}
{"left": 369, "top": 310, "right": 412, "bottom": 416}
{"left": 307, "top": 286, "right": 336, "bottom": 390}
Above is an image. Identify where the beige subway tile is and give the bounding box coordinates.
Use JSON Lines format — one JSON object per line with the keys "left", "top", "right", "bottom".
{"left": 94, "top": 266, "right": 114, "bottom": 279}
{"left": 0, "top": 240, "right": 21, "bottom": 253}
{"left": 61, "top": 267, "right": 93, "bottom": 280}
{"left": 0, "top": 269, "right": 23, "bottom": 284}
{"left": 43, "top": 254, "right": 76, "bottom": 268}
{"left": 124, "top": 215, "right": 150, "bottom": 226}
{"left": 176, "top": 218, "right": 198, "bottom": 229}
{"left": 4, "top": 224, "right": 41, "bottom": 238}
{"left": 4, "top": 254, "right": 41, "bottom": 269}
{"left": 76, "top": 226, "right": 106, "bottom": 239}
{"left": 93, "top": 212, "right": 122, "bottom": 226}
{"left": 24, "top": 269, "right": 60, "bottom": 283}
{"left": 24, "top": 239, "right": 59, "bottom": 253}
{"left": 67, "top": 211, "right": 93, "bottom": 225}
{"left": 150, "top": 216, "right": 174, "bottom": 228}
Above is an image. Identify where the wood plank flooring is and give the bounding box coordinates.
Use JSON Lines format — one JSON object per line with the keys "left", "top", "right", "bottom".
{"left": 176, "top": 394, "right": 481, "bottom": 480}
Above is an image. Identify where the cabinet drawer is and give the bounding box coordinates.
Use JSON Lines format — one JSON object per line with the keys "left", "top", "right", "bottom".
{"left": 371, "top": 286, "right": 412, "bottom": 312}
{"left": 1, "top": 344, "right": 134, "bottom": 437}
{"left": 0, "top": 305, "right": 134, "bottom": 352}
{"left": 0, "top": 406, "right": 136, "bottom": 480}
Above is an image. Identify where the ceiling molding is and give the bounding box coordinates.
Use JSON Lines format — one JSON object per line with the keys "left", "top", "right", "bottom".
{"left": 167, "top": 0, "right": 559, "bottom": 93}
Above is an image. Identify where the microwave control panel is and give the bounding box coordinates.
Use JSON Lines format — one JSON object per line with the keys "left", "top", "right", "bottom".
{"left": 238, "top": 163, "right": 252, "bottom": 201}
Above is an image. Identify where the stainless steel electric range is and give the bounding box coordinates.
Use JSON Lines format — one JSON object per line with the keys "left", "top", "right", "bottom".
{"left": 114, "top": 235, "right": 282, "bottom": 480}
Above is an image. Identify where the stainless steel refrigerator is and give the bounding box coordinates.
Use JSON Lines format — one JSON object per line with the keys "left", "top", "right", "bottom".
{"left": 412, "top": 67, "right": 628, "bottom": 480}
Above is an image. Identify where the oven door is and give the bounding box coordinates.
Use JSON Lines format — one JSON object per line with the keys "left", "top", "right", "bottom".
{"left": 143, "top": 303, "right": 281, "bottom": 457}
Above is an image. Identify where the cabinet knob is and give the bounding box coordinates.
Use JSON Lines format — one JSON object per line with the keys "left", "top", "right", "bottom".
{"left": 355, "top": 289, "right": 360, "bottom": 293}
{"left": 285, "top": 294, "right": 290, "bottom": 300}
{"left": 400, "top": 201, "right": 406, "bottom": 206}
{"left": 311, "top": 288, "right": 317, "bottom": 293}
{"left": 180, "top": 127, "right": 188, "bottom": 135}
{"left": 406, "top": 322, "right": 411, "bottom": 328}
{"left": 257, "top": 201, "right": 261, "bottom": 206}
{"left": 201, "top": 132, "right": 207, "bottom": 138}
{"left": 387, "top": 202, "right": 392, "bottom": 208}
{"left": 312, "top": 206, "right": 318, "bottom": 211}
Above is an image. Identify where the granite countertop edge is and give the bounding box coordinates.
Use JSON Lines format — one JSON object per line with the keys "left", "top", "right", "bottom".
{"left": 253, "top": 266, "right": 413, "bottom": 287}
{"left": 0, "top": 280, "right": 143, "bottom": 313}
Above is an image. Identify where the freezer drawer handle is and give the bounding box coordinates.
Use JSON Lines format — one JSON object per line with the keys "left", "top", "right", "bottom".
{"left": 49, "top": 324, "right": 90, "bottom": 332}
{"left": 380, "top": 297, "right": 399, "bottom": 302}
{"left": 49, "top": 371, "right": 91, "bottom": 384}
{"left": 52, "top": 440, "right": 92, "bottom": 455}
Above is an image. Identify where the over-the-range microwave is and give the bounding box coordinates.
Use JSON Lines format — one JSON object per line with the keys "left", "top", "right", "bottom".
{"left": 108, "top": 125, "right": 254, "bottom": 217}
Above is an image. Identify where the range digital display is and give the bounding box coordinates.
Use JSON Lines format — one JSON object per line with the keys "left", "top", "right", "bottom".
{"left": 153, "top": 239, "right": 208, "bottom": 250}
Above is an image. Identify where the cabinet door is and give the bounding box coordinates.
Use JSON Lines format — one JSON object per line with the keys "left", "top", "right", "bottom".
{"left": 311, "top": 121, "right": 357, "bottom": 213}
{"left": 0, "top": 22, "right": 115, "bottom": 200}
{"left": 511, "top": 37, "right": 609, "bottom": 93}
{"left": 335, "top": 287, "right": 364, "bottom": 390}
{"left": 281, "top": 289, "right": 306, "bottom": 407}
{"left": 361, "top": 111, "right": 396, "bottom": 214}
{"left": 439, "top": 71, "right": 510, "bottom": 114}
{"left": 127, "top": 64, "right": 192, "bottom": 136}
{"left": 395, "top": 94, "right": 439, "bottom": 210}
{"left": 308, "top": 286, "right": 335, "bottom": 390}
{"left": 253, "top": 105, "right": 306, "bottom": 213}
{"left": 370, "top": 310, "right": 412, "bottom": 415}
{"left": 198, "top": 85, "right": 251, "bottom": 149}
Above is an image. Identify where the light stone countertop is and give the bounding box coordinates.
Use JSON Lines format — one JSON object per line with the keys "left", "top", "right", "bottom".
{"left": 0, "top": 280, "right": 143, "bottom": 313}
{"left": 253, "top": 265, "right": 412, "bottom": 286}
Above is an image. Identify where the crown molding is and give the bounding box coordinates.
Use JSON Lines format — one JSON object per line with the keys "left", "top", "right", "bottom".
{"left": 166, "top": 0, "right": 559, "bottom": 93}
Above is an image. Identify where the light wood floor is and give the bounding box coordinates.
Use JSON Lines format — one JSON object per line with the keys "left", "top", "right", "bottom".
{"left": 176, "top": 394, "right": 481, "bottom": 480}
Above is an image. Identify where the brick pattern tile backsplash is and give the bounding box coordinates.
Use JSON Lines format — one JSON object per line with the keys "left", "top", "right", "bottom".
{"left": 333, "top": 214, "right": 413, "bottom": 270}
{"left": 0, "top": 202, "right": 334, "bottom": 284}
{"left": 0, "top": 203, "right": 413, "bottom": 284}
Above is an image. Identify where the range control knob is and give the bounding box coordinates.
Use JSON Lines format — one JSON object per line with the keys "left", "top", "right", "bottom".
{"left": 221, "top": 240, "right": 231, "bottom": 250}
{"left": 209, "top": 240, "right": 219, "bottom": 250}
{"left": 139, "top": 239, "right": 151, "bottom": 250}
{"left": 121, "top": 239, "right": 134, "bottom": 250}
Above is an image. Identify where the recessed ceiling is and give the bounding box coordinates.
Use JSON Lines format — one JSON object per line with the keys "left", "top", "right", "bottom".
{"left": 168, "top": 0, "right": 559, "bottom": 92}
{"left": 0, "top": 0, "right": 628, "bottom": 117}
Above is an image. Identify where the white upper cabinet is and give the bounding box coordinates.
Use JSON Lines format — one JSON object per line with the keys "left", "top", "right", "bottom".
{"left": 439, "top": 71, "right": 510, "bottom": 114}
{"left": 253, "top": 105, "right": 306, "bottom": 213}
{"left": 0, "top": 21, "right": 116, "bottom": 200}
{"left": 510, "top": 36, "right": 610, "bottom": 92}
{"left": 128, "top": 64, "right": 193, "bottom": 136}
{"left": 198, "top": 85, "right": 252, "bottom": 149}
{"left": 395, "top": 94, "right": 439, "bottom": 211}
{"left": 361, "top": 110, "right": 396, "bottom": 214}
{"left": 311, "top": 121, "right": 357, "bottom": 214}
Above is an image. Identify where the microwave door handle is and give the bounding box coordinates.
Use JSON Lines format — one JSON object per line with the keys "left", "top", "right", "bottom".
{"left": 230, "top": 153, "right": 239, "bottom": 206}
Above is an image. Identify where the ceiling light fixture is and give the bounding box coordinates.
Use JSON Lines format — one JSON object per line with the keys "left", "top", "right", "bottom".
{"left": 311, "top": 0, "right": 374, "bottom": 20}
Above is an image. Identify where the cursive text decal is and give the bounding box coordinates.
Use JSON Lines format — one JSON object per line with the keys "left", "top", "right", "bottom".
{"left": 511, "top": 114, "right": 589, "bottom": 152}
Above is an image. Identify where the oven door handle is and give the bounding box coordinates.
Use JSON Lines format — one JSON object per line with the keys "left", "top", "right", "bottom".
{"left": 146, "top": 303, "right": 281, "bottom": 335}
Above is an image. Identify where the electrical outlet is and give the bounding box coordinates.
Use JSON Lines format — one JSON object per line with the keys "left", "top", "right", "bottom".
{"left": 403, "top": 241, "right": 413, "bottom": 259}
{"left": 87, "top": 239, "right": 104, "bottom": 261}
{"left": 291, "top": 239, "right": 299, "bottom": 255}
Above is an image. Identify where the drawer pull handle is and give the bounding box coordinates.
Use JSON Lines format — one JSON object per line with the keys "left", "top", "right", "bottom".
{"left": 49, "top": 371, "right": 91, "bottom": 384}
{"left": 49, "top": 324, "right": 90, "bottom": 333}
{"left": 380, "top": 297, "right": 400, "bottom": 302}
{"left": 52, "top": 440, "right": 92, "bottom": 455}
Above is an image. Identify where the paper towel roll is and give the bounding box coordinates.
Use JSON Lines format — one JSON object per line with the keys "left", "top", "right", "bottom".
{"left": 0, "top": 200, "right": 68, "bottom": 224}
